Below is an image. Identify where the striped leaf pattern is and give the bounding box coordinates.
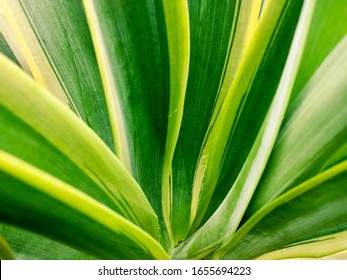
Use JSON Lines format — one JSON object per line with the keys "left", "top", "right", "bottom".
{"left": 0, "top": 0, "right": 347, "bottom": 260}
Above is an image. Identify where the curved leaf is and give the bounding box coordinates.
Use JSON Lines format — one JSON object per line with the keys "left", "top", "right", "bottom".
{"left": 290, "top": 0, "right": 347, "bottom": 104}
{"left": 0, "top": 105, "right": 120, "bottom": 217}
{"left": 257, "top": 230, "right": 347, "bottom": 260}
{"left": 170, "top": 0, "right": 261, "bottom": 245}
{"left": 1, "top": 0, "right": 114, "bottom": 150}
{"left": 245, "top": 35, "right": 347, "bottom": 217}
{"left": 82, "top": 0, "right": 170, "bottom": 221}
{"left": 214, "top": 161, "right": 347, "bottom": 260}
{"left": 0, "top": 55, "right": 159, "bottom": 237}
{"left": 161, "top": 0, "right": 190, "bottom": 245}
{"left": 0, "top": 151, "right": 170, "bottom": 260}
{"left": 172, "top": 0, "right": 314, "bottom": 259}
{"left": 189, "top": 0, "right": 304, "bottom": 232}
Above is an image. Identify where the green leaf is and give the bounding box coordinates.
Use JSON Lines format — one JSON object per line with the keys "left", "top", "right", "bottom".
{"left": 0, "top": 55, "right": 159, "bottom": 238}
{"left": 257, "top": 230, "right": 347, "bottom": 260}
{"left": 189, "top": 0, "right": 304, "bottom": 233}
{"left": 0, "top": 224, "right": 93, "bottom": 260}
{"left": 170, "top": 0, "right": 261, "bottom": 245}
{"left": 1, "top": 0, "right": 115, "bottom": 151}
{"left": 0, "top": 151, "right": 170, "bottom": 260}
{"left": 82, "top": 0, "right": 190, "bottom": 247}
{"left": 290, "top": 0, "right": 347, "bottom": 105}
{"left": 0, "top": 105, "right": 121, "bottom": 219}
{"left": 1, "top": 0, "right": 347, "bottom": 261}
{"left": 161, "top": 0, "right": 190, "bottom": 246}
{"left": 173, "top": 0, "right": 314, "bottom": 259}
{"left": 245, "top": 34, "right": 347, "bottom": 218}
{"left": 214, "top": 160, "right": 347, "bottom": 259}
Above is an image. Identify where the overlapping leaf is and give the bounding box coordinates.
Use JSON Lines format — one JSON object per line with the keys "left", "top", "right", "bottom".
{"left": 0, "top": 0, "right": 346, "bottom": 260}
{"left": 214, "top": 161, "right": 347, "bottom": 259}
{"left": 0, "top": 151, "right": 169, "bottom": 260}
{"left": 170, "top": 0, "right": 261, "bottom": 245}
{"left": 245, "top": 34, "right": 347, "bottom": 218}
{"left": 173, "top": 0, "right": 312, "bottom": 259}
{"left": 188, "top": 0, "right": 304, "bottom": 233}
{"left": 0, "top": 55, "right": 159, "bottom": 237}
{"left": 82, "top": 0, "right": 190, "bottom": 248}
{"left": 290, "top": 0, "right": 347, "bottom": 104}
{"left": 257, "top": 230, "right": 347, "bottom": 260}
{"left": 1, "top": 0, "right": 114, "bottom": 150}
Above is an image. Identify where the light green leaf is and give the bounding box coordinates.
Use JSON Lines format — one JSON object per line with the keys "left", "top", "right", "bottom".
{"left": 214, "top": 161, "right": 347, "bottom": 259}
{"left": 257, "top": 230, "right": 347, "bottom": 260}
{"left": 81, "top": 0, "right": 131, "bottom": 170}
{"left": 1, "top": 0, "right": 347, "bottom": 261}
{"left": 189, "top": 0, "right": 304, "bottom": 233}
{"left": 0, "top": 105, "right": 121, "bottom": 220}
{"left": 161, "top": 0, "right": 190, "bottom": 246}
{"left": 0, "top": 151, "right": 170, "bottom": 260}
{"left": 245, "top": 34, "right": 347, "bottom": 217}
{"left": 1, "top": 0, "right": 114, "bottom": 150}
{"left": 290, "top": 0, "right": 347, "bottom": 104}
{"left": 82, "top": 0, "right": 190, "bottom": 247}
{"left": 0, "top": 55, "right": 159, "bottom": 238}
{"left": 170, "top": 0, "right": 261, "bottom": 245}
{"left": 172, "top": 0, "right": 314, "bottom": 259}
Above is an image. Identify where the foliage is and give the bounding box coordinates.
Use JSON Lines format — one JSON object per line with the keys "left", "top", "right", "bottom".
{"left": 0, "top": 0, "right": 347, "bottom": 260}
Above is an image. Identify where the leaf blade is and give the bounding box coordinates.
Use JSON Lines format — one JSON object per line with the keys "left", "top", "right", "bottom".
{"left": 1, "top": 0, "right": 115, "bottom": 150}
{"left": 0, "top": 151, "right": 170, "bottom": 260}
{"left": 0, "top": 224, "right": 93, "bottom": 260}
{"left": 189, "top": 0, "right": 304, "bottom": 232}
{"left": 0, "top": 55, "right": 159, "bottom": 238}
{"left": 172, "top": 0, "right": 314, "bottom": 259}
{"left": 214, "top": 161, "right": 347, "bottom": 259}
{"left": 256, "top": 230, "right": 347, "bottom": 260}
{"left": 170, "top": 0, "right": 262, "bottom": 244}
{"left": 245, "top": 34, "right": 347, "bottom": 218}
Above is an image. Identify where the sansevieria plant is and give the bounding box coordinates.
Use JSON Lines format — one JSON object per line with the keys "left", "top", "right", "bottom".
{"left": 0, "top": 0, "right": 347, "bottom": 260}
